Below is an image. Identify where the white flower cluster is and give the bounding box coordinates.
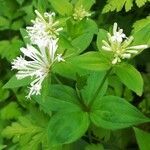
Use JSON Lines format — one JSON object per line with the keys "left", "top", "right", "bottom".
{"left": 73, "top": 5, "right": 91, "bottom": 21}
{"left": 102, "top": 23, "right": 148, "bottom": 64}
{"left": 26, "top": 10, "right": 63, "bottom": 47}
{"left": 12, "top": 10, "right": 64, "bottom": 99}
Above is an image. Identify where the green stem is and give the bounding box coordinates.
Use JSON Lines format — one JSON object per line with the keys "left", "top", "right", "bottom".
{"left": 88, "top": 129, "right": 92, "bottom": 143}
{"left": 88, "top": 67, "right": 113, "bottom": 107}
{"left": 54, "top": 74, "right": 89, "bottom": 111}
{"left": 75, "top": 85, "right": 90, "bottom": 112}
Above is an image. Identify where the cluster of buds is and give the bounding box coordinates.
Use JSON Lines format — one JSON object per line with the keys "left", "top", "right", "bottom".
{"left": 102, "top": 23, "right": 148, "bottom": 64}
{"left": 73, "top": 5, "right": 91, "bottom": 21}
{"left": 12, "top": 10, "right": 64, "bottom": 99}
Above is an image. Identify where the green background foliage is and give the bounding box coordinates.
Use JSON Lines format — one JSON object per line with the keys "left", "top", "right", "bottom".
{"left": 0, "top": 0, "right": 150, "bottom": 149}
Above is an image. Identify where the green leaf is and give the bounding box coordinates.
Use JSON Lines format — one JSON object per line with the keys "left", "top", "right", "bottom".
{"left": 0, "top": 102, "right": 21, "bottom": 120}
{"left": 132, "top": 20, "right": 150, "bottom": 45}
{"left": 20, "top": 28, "right": 31, "bottom": 44}
{"left": 48, "top": 111, "right": 89, "bottom": 146}
{"left": 20, "top": 3, "right": 35, "bottom": 24}
{"left": 11, "top": 19, "right": 24, "bottom": 30}
{"left": 16, "top": 0, "right": 24, "bottom": 5}
{"left": 34, "top": 84, "right": 81, "bottom": 113}
{"left": 72, "top": 20, "right": 98, "bottom": 53}
{"left": 75, "top": 0, "right": 95, "bottom": 10}
{"left": 134, "top": 127, "right": 150, "bottom": 150}
{"left": 91, "top": 126, "right": 110, "bottom": 142}
{"left": 3, "top": 75, "right": 32, "bottom": 89}
{"left": 0, "top": 145, "right": 7, "bottom": 150}
{"left": 2, "top": 107, "right": 49, "bottom": 149}
{"left": 108, "top": 75, "right": 124, "bottom": 97}
{"left": 0, "top": 0, "right": 18, "bottom": 19}
{"left": 135, "top": 0, "right": 149, "bottom": 7}
{"left": 102, "top": 0, "right": 149, "bottom": 13}
{"left": 0, "top": 16, "right": 10, "bottom": 30}
{"left": 97, "top": 29, "right": 108, "bottom": 51}
{"left": 0, "top": 82, "right": 9, "bottom": 102}
{"left": 85, "top": 144, "right": 104, "bottom": 150}
{"left": 0, "top": 38, "right": 23, "bottom": 62}
{"left": 40, "top": 75, "right": 51, "bottom": 101}
{"left": 37, "top": 0, "right": 49, "bottom": 13}
{"left": 2, "top": 117, "right": 41, "bottom": 140}
{"left": 132, "top": 16, "right": 150, "bottom": 33}
{"left": 58, "top": 35, "right": 77, "bottom": 56}
{"left": 115, "top": 63, "right": 143, "bottom": 96}
{"left": 71, "top": 52, "right": 111, "bottom": 71}
{"left": 90, "top": 96, "right": 150, "bottom": 129}
{"left": 72, "top": 32, "right": 94, "bottom": 54}
{"left": 53, "top": 60, "right": 88, "bottom": 80}
{"left": 81, "top": 71, "right": 108, "bottom": 105}
{"left": 49, "top": 0, "right": 73, "bottom": 16}
{"left": 76, "top": 74, "right": 88, "bottom": 90}
{"left": 67, "top": 19, "right": 98, "bottom": 54}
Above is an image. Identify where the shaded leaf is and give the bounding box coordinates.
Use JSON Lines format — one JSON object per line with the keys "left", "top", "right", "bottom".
{"left": 115, "top": 63, "right": 143, "bottom": 96}
{"left": 81, "top": 71, "right": 108, "bottom": 105}
{"left": 48, "top": 111, "right": 89, "bottom": 146}
{"left": 90, "top": 96, "right": 150, "bottom": 129}
{"left": 3, "top": 75, "right": 32, "bottom": 89}
{"left": 49, "top": 0, "right": 73, "bottom": 16}
{"left": 34, "top": 84, "right": 81, "bottom": 113}
{"left": 71, "top": 52, "right": 111, "bottom": 71}
{"left": 134, "top": 127, "right": 150, "bottom": 150}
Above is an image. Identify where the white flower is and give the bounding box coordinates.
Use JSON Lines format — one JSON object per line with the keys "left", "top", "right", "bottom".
{"left": 111, "top": 23, "right": 126, "bottom": 43}
{"left": 102, "top": 22, "right": 149, "bottom": 64}
{"left": 26, "top": 10, "right": 63, "bottom": 48}
{"left": 11, "top": 39, "right": 64, "bottom": 99}
{"left": 73, "top": 5, "right": 91, "bottom": 21}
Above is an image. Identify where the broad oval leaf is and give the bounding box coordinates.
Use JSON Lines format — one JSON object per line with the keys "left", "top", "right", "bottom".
{"left": 75, "top": 0, "right": 95, "bottom": 11}
{"left": 71, "top": 52, "right": 111, "bottom": 71}
{"left": 69, "top": 19, "right": 98, "bottom": 54}
{"left": 53, "top": 61, "right": 89, "bottom": 80}
{"left": 49, "top": 0, "right": 73, "bottom": 16}
{"left": 97, "top": 29, "right": 108, "bottom": 51}
{"left": 3, "top": 75, "right": 32, "bottom": 89}
{"left": 34, "top": 84, "right": 81, "bottom": 113}
{"left": 115, "top": 63, "right": 143, "bottom": 96}
{"left": 90, "top": 96, "right": 150, "bottom": 130}
{"left": 81, "top": 71, "right": 108, "bottom": 105}
{"left": 48, "top": 111, "right": 89, "bottom": 146}
{"left": 132, "top": 23, "right": 150, "bottom": 45}
{"left": 134, "top": 127, "right": 150, "bottom": 150}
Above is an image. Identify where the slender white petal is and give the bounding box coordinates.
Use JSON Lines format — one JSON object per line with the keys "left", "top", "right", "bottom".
{"left": 102, "top": 46, "right": 112, "bottom": 51}
{"left": 57, "top": 54, "right": 65, "bottom": 62}
{"left": 113, "top": 22, "right": 118, "bottom": 35}
{"left": 122, "top": 53, "right": 131, "bottom": 59}
{"left": 112, "top": 57, "right": 118, "bottom": 64}
{"left": 101, "top": 22, "right": 149, "bottom": 64}
{"left": 26, "top": 10, "right": 63, "bottom": 47}
{"left": 102, "top": 40, "right": 111, "bottom": 48}
{"left": 122, "top": 36, "right": 134, "bottom": 48}
{"left": 12, "top": 39, "right": 65, "bottom": 99}
{"left": 126, "top": 50, "right": 138, "bottom": 54}
{"left": 128, "top": 45, "right": 149, "bottom": 50}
